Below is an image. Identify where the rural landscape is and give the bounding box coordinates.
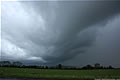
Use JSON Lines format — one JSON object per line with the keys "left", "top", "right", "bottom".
{"left": 1, "top": 0, "right": 120, "bottom": 80}
{"left": 0, "top": 61, "right": 120, "bottom": 80}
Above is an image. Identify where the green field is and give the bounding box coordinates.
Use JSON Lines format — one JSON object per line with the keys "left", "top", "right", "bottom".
{"left": 0, "top": 67, "right": 120, "bottom": 80}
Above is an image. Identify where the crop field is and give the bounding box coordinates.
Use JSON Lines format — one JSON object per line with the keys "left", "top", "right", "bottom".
{"left": 0, "top": 67, "right": 120, "bottom": 80}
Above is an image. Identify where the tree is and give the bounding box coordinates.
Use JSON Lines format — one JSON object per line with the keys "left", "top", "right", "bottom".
{"left": 94, "top": 63, "right": 100, "bottom": 69}
{"left": 82, "top": 64, "right": 93, "bottom": 69}
{"left": 0, "top": 61, "right": 3, "bottom": 66}
{"left": 58, "top": 64, "right": 62, "bottom": 69}
{"left": 13, "top": 61, "right": 23, "bottom": 67}
{"left": 45, "top": 66, "right": 48, "bottom": 69}
{"left": 0, "top": 61, "right": 11, "bottom": 66}
{"left": 108, "top": 65, "right": 114, "bottom": 69}
{"left": 86, "top": 64, "right": 93, "bottom": 69}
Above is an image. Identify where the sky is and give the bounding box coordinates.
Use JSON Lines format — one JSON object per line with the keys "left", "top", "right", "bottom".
{"left": 1, "top": 0, "right": 120, "bottom": 67}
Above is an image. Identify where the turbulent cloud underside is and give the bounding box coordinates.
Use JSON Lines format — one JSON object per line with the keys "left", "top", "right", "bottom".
{"left": 1, "top": 1, "right": 120, "bottom": 66}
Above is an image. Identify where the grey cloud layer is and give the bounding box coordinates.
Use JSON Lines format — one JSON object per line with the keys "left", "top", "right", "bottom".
{"left": 64, "top": 15, "right": 120, "bottom": 67}
{"left": 1, "top": 1, "right": 120, "bottom": 65}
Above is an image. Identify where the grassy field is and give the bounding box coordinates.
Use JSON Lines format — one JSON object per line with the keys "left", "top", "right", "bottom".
{"left": 0, "top": 67, "right": 120, "bottom": 80}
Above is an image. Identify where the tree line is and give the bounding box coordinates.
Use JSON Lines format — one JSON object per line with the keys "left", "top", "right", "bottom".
{"left": 0, "top": 61, "right": 114, "bottom": 69}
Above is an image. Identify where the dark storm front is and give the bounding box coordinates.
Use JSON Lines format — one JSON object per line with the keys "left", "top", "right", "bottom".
{"left": 1, "top": 1, "right": 120, "bottom": 80}
{"left": 1, "top": 1, "right": 120, "bottom": 67}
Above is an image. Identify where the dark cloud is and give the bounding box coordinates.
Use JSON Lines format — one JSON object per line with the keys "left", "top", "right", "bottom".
{"left": 64, "top": 15, "right": 120, "bottom": 67}
{"left": 1, "top": 1, "right": 120, "bottom": 66}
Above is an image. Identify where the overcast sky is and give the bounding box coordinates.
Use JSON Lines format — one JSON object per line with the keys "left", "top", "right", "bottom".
{"left": 1, "top": 0, "right": 120, "bottom": 67}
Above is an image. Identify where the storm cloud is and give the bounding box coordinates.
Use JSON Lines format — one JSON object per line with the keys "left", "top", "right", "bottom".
{"left": 1, "top": 1, "right": 120, "bottom": 66}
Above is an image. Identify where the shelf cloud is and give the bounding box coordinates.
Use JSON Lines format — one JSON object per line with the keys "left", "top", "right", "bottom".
{"left": 1, "top": 1, "right": 120, "bottom": 66}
